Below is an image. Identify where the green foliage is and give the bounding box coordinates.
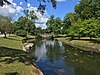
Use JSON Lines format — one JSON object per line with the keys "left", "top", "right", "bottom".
{"left": 63, "top": 12, "right": 78, "bottom": 34}
{"left": 81, "top": 19, "right": 99, "bottom": 38}
{"left": 13, "top": 16, "right": 36, "bottom": 36}
{"left": 0, "top": 15, "right": 13, "bottom": 37}
{"left": 67, "top": 18, "right": 100, "bottom": 39}
{"left": 16, "top": 30, "right": 27, "bottom": 37}
{"left": 75, "top": 0, "right": 100, "bottom": 19}
{"left": 13, "top": 9, "right": 38, "bottom": 37}
{"left": 67, "top": 18, "right": 83, "bottom": 39}
{"left": 62, "top": 0, "right": 100, "bottom": 39}
{"left": 46, "top": 15, "right": 62, "bottom": 36}
{"left": 23, "top": 9, "right": 38, "bottom": 21}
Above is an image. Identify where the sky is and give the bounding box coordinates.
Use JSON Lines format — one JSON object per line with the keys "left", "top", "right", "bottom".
{"left": 0, "top": 0, "right": 80, "bottom": 29}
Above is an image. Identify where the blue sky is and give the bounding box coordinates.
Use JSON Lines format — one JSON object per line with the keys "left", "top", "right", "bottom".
{"left": 46, "top": 0, "right": 80, "bottom": 19}
{"left": 13, "top": 0, "right": 80, "bottom": 19}
{"left": 0, "top": 0, "right": 80, "bottom": 28}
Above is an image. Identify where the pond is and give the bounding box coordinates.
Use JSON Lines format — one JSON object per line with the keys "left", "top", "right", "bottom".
{"left": 31, "top": 40, "right": 100, "bottom": 75}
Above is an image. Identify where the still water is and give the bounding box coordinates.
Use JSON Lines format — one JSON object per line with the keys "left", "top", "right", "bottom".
{"left": 31, "top": 40, "right": 100, "bottom": 75}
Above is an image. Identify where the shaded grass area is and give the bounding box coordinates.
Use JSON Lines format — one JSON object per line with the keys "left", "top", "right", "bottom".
{"left": 56, "top": 37, "right": 100, "bottom": 53}
{"left": 0, "top": 46, "right": 32, "bottom": 75}
{"left": 0, "top": 36, "right": 36, "bottom": 75}
{"left": 0, "top": 36, "right": 23, "bottom": 50}
{"left": 62, "top": 44, "right": 100, "bottom": 75}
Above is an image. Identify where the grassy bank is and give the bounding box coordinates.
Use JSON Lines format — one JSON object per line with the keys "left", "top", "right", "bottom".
{"left": 56, "top": 37, "right": 100, "bottom": 53}
{"left": 0, "top": 36, "right": 23, "bottom": 50}
{"left": 0, "top": 36, "right": 41, "bottom": 75}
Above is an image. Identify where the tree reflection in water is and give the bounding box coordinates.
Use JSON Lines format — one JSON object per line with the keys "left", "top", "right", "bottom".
{"left": 31, "top": 40, "right": 100, "bottom": 75}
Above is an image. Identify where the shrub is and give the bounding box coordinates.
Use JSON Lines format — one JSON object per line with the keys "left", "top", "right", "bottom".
{"left": 16, "top": 30, "right": 27, "bottom": 37}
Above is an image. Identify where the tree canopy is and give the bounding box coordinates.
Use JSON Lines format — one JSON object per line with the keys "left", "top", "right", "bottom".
{"left": 46, "top": 0, "right": 100, "bottom": 39}
{"left": 46, "top": 15, "right": 62, "bottom": 36}
{"left": 0, "top": 15, "right": 13, "bottom": 37}
{"left": 63, "top": 0, "right": 100, "bottom": 39}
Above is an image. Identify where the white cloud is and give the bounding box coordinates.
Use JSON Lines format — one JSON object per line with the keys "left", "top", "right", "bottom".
{"left": 20, "top": 2, "right": 23, "bottom": 5}
{"left": 27, "top": 3, "right": 31, "bottom": 7}
{"left": 0, "top": 0, "right": 49, "bottom": 29}
{"left": 13, "top": 3, "right": 17, "bottom": 7}
{"left": 0, "top": 5, "right": 16, "bottom": 17}
{"left": 16, "top": 6, "right": 23, "bottom": 13}
{"left": 27, "top": 6, "right": 49, "bottom": 29}
{"left": 0, "top": 0, "right": 24, "bottom": 18}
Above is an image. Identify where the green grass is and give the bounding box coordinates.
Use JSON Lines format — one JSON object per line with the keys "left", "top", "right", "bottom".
{"left": 0, "top": 36, "right": 23, "bottom": 50}
{"left": 56, "top": 37, "right": 100, "bottom": 53}
{"left": 0, "top": 36, "right": 36, "bottom": 75}
{"left": 0, "top": 57, "right": 29, "bottom": 75}
{"left": 27, "top": 35, "right": 36, "bottom": 39}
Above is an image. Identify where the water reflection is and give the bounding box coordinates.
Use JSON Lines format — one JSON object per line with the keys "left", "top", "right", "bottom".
{"left": 32, "top": 40, "right": 100, "bottom": 75}
{"left": 35, "top": 42, "right": 47, "bottom": 61}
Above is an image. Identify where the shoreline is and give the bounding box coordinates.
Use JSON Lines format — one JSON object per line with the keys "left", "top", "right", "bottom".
{"left": 22, "top": 45, "right": 43, "bottom": 75}
{"left": 55, "top": 37, "right": 100, "bottom": 54}
{"left": 0, "top": 36, "right": 43, "bottom": 75}
{"left": 30, "top": 64, "right": 43, "bottom": 75}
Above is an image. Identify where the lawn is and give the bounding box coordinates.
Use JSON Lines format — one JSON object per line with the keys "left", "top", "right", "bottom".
{"left": 0, "top": 36, "right": 41, "bottom": 75}
{"left": 56, "top": 37, "right": 100, "bottom": 53}
{"left": 0, "top": 36, "right": 23, "bottom": 50}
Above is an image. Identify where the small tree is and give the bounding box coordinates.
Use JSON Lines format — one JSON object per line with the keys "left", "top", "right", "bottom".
{"left": 0, "top": 15, "right": 12, "bottom": 38}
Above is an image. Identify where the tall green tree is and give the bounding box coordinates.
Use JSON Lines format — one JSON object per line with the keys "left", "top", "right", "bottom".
{"left": 53, "top": 17, "right": 62, "bottom": 35}
{"left": 63, "top": 0, "right": 100, "bottom": 39}
{"left": 67, "top": 18, "right": 83, "bottom": 39}
{"left": 23, "top": 9, "right": 29, "bottom": 18}
{"left": 46, "top": 15, "right": 55, "bottom": 33}
{"left": 75, "top": 0, "right": 100, "bottom": 19}
{"left": 23, "top": 9, "right": 38, "bottom": 21}
{"left": 46, "top": 15, "right": 62, "bottom": 36}
{"left": 81, "top": 18, "right": 99, "bottom": 39}
{"left": 63, "top": 12, "right": 78, "bottom": 34}
{"left": 13, "top": 16, "right": 36, "bottom": 37}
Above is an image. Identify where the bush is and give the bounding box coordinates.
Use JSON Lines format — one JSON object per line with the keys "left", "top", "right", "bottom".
{"left": 36, "top": 34, "right": 42, "bottom": 39}
{"left": 16, "top": 30, "right": 27, "bottom": 37}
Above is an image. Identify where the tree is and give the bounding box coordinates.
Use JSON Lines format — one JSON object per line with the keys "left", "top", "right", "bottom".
{"left": 29, "top": 10, "right": 38, "bottom": 21}
{"left": 46, "top": 15, "right": 62, "bottom": 36}
{"left": 63, "top": 12, "right": 78, "bottom": 34}
{"left": 0, "top": 0, "right": 11, "bottom": 6}
{"left": 0, "top": 15, "right": 12, "bottom": 38}
{"left": 63, "top": 0, "right": 100, "bottom": 39}
{"left": 13, "top": 16, "right": 36, "bottom": 37}
{"left": 23, "top": 9, "right": 29, "bottom": 18}
{"left": 67, "top": 18, "right": 99, "bottom": 39}
{"left": 23, "top": 9, "right": 38, "bottom": 22}
{"left": 75, "top": 0, "right": 100, "bottom": 19}
{"left": 67, "top": 18, "right": 83, "bottom": 39}
{"left": 13, "top": 9, "right": 37, "bottom": 37}
{"left": 46, "top": 15, "right": 55, "bottom": 33}
{"left": 52, "top": 17, "right": 62, "bottom": 36}
{"left": 81, "top": 18, "right": 99, "bottom": 39}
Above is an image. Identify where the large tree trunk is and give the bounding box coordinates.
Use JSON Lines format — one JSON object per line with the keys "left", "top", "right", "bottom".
{"left": 90, "top": 36, "right": 92, "bottom": 39}
{"left": 71, "top": 36, "right": 74, "bottom": 40}
{"left": 4, "top": 33, "right": 7, "bottom": 38}
{"left": 78, "top": 34, "right": 80, "bottom": 39}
